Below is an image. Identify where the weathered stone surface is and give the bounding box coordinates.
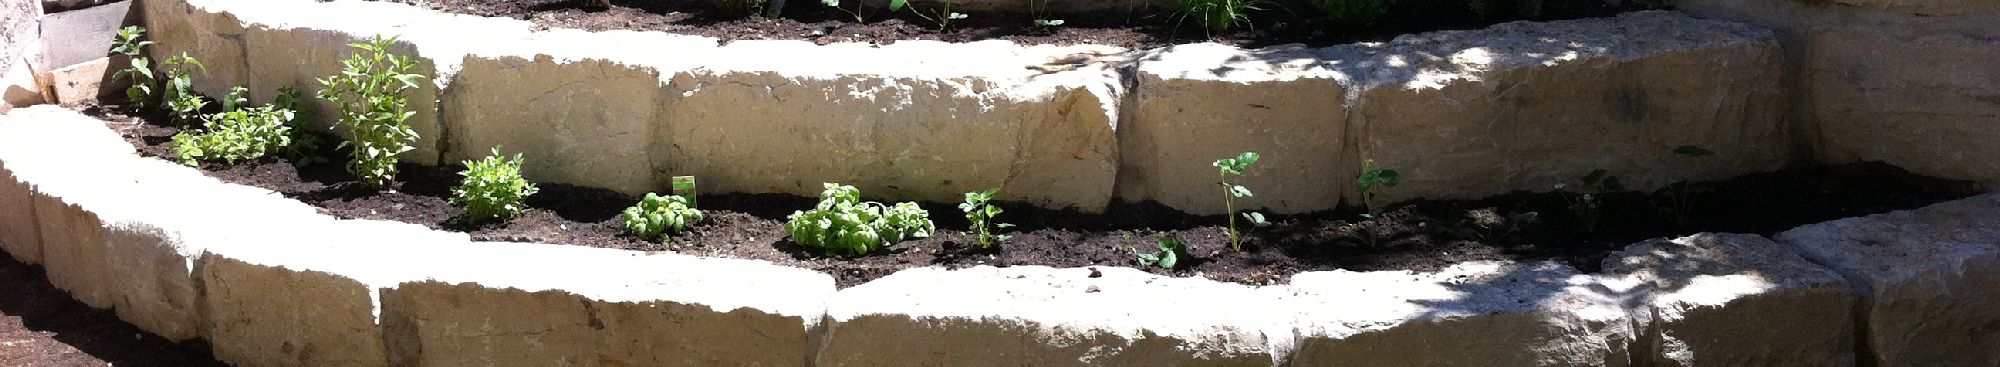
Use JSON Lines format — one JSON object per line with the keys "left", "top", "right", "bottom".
{"left": 200, "top": 219, "right": 470, "bottom": 367}
{"left": 1807, "top": 12, "right": 2000, "bottom": 187}
{"left": 48, "top": 55, "right": 126, "bottom": 105}
{"left": 1774, "top": 193, "right": 2000, "bottom": 367}
{"left": 658, "top": 40, "right": 1124, "bottom": 211}
{"left": 1283, "top": 261, "right": 1636, "bottom": 366}
{"left": 0, "top": 57, "right": 41, "bottom": 112}
{"left": 1603, "top": 233, "right": 1856, "bottom": 366}
{"left": 139, "top": 0, "right": 247, "bottom": 99}
{"left": 35, "top": 0, "right": 132, "bottom": 71}
{"left": 1336, "top": 11, "right": 1788, "bottom": 203}
{"left": 1120, "top": 43, "right": 1348, "bottom": 214}
{"left": 380, "top": 242, "right": 832, "bottom": 367}
{"left": 443, "top": 30, "right": 709, "bottom": 195}
{"left": 0, "top": 159, "right": 37, "bottom": 263}
{"left": 2, "top": 0, "right": 38, "bottom": 79}
{"left": 820, "top": 266, "right": 1286, "bottom": 366}
{"left": 0, "top": 105, "right": 138, "bottom": 308}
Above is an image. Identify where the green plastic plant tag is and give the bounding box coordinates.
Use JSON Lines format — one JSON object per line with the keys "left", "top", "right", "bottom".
{"left": 672, "top": 176, "right": 697, "bottom": 208}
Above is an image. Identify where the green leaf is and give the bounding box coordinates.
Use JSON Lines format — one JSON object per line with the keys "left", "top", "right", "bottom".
{"left": 889, "top": 0, "right": 907, "bottom": 11}
{"left": 1230, "top": 185, "right": 1253, "bottom": 198}
{"left": 822, "top": 0, "right": 838, "bottom": 6}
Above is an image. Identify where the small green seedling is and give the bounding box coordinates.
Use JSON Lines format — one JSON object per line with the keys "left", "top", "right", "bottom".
{"left": 959, "top": 188, "right": 1013, "bottom": 248}
{"left": 1174, "top": 0, "right": 1270, "bottom": 35}
{"left": 161, "top": 53, "right": 208, "bottom": 123}
{"left": 109, "top": 26, "right": 156, "bottom": 108}
{"left": 623, "top": 193, "right": 704, "bottom": 242}
{"left": 785, "top": 183, "right": 935, "bottom": 256}
{"left": 319, "top": 35, "right": 425, "bottom": 188}
{"left": 1355, "top": 159, "right": 1399, "bottom": 246}
{"left": 1558, "top": 169, "right": 1624, "bottom": 234}
{"left": 450, "top": 146, "right": 538, "bottom": 224}
{"left": 1133, "top": 234, "right": 1190, "bottom": 269}
{"left": 908, "top": 0, "right": 968, "bottom": 30}
{"left": 1452, "top": 208, "right": 1539, "bottom": 242}
{"left": 1655, "top": 145, "right": 1714, "bottom": 228}
{"left": 1215, "top": 151, "right": 1268, "bottom": 251}
{"left": 1028, "top": 0, "right": 1064, "bottom": 28}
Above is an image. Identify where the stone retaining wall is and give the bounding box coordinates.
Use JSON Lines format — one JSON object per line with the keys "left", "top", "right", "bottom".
{"left": 142, "top": 0, "right": 1792, "bottom": 214}
{"left": 3, "top": 104, "right": 1998, "bottom": 366}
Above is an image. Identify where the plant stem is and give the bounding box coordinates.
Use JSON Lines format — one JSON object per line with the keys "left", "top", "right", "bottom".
{"left": 1223, "top": 170, "right": 1240, "bottom": 251}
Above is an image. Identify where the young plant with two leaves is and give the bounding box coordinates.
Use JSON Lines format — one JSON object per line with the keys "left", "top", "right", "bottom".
{"left": 1215, "top": 151, "right": 1269, "bottom": 251}
{"left": 1132, "top": 234, "right": 1191, "bottom": 270}
{"left": 1354, "top": 159, "right": 1399, "bottom": 246}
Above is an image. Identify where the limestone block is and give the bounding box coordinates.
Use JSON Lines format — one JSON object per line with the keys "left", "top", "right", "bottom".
{"left": 658, "top": 40, "right": 1123, "bottom": 211}
{"left": 36, "top": 0, "right": 133, "bottom": 71}
{"left": 1283, "top": 261, "right": 1637, "bottom": 366}
{"left": 234, "top": 0, "right": 535, "bottom": 166}
{"left": 1120, "top": 43, "right": 1348, "bottom": 214}
{"left": 1602, "top": 233, "right": 1857, "bottom": 366}
{"left": 1774, "top": 193, "right": 2000, "bottom": 367}
{"left": 1, "top": 57, "right": 42, "bottom": 112}
{"left": 443, "top": 30, "right": 711, "bottom": 195}
{"left": 139, "top": 0, "right": 247, "bottom": 99}
{"left": 33, "top": 194, "right": 114, "bottom": 308}
{"left": 1338, "top": 11, "right": 1788, "bottom": 203}
{"left": 0, "top": 160, "right": 37, "bottom": 263}
{"left": 200, "top": 219, "right": 470, "bottom": 367}
{"left": 0, "top": 105, "right": 138, "bottom": 308}
{"left": 819, "top": 266, "right": 1287, "bottom": 366}
{"left": 48, "top": 55, "right": 126, "bottom": 105}
{"left": 379, "top": 242, "right": 833, "bottom": 367}
{"left": 1809, "top": 12, "right": 2000, "bottom": 187}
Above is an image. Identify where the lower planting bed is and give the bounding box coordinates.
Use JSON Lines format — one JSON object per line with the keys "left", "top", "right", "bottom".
{"left": 89, "top": 103, "right": 1987, "bottom": 287}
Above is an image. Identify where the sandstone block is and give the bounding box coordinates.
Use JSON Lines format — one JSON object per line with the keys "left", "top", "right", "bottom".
{"left": 0, "top": 105, "right": 139, "bottom": 308}
{"left": 1774, "top": 193, "right": 2000, "bottom": 366}
{"left": 35, "top": 0, "right": 132, "bottom": 71}
{"left": 1338, "top": 11, "right": 1788, "bottom": 203}
{"left": 139, "top": 0, "right": 247, "bottom": 99}
{"left": 1808, "top": 12, "right": 2000, "bottom": 187}
{"left": 0, "top": 160, "right": 36, "bottom": 263}
{"left": 1120, "top": 43, "right": 1348, "bottom": 214}
{"left": 1283, "top": 261, "right": 1637, "bottom": 366}
{"left": 1603, "top": 233, "right": 1857, "bottom": 366}
{"left": 48, "top": 55, "right": 125, "bottom": 105}
{"left": 820, "top": 266, "right": 1286, "bottom": 366}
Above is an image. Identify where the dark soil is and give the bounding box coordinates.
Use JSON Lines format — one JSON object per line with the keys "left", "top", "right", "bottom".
{"left": 91, "top": 103, "right": 1987, "bottom": 288}
{"left": 0, "top": 256, "right": 229, "bottom": 367}
{"left": 399, "top": 0, "right": 1655, "bottom": 49}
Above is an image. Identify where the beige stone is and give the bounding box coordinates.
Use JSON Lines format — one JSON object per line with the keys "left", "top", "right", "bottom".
{"left": 139, "top": 0, "right": 248, "bottom": 99}
{"left": 0, "top": 160, "right": 37, "bottom": 263}
{"left": 36, "top": 0, "right": 133, "bottom": 70}
{"left": 380, "top": 242, "right": 832, "bottom": 367}
{"left": 3, "top": 56, "right": 46, "bottom": 112}
{"left": 1337, "top": 11, "right": 1789, "bottom": 203}
{"left": 442, "top": 30, "right": 709, "bottom": 195}
{"left": 199, "top": 219, "right": 471, "bottom": 367}
{"left": 1120, "top": 43, "right": 1348, "bottom": 214}
{"left": 49, "top": 55, "right": 126, "bottom": 105}
{"left": 1774, "top": 193, "right": 2000, "bottom": 367}
{"left": 0, "top": 105, "right": 140, "bottom": 309}
{"left": 1602, "top": 233, "right": 1856, "bottom": 366}
{"left": 1, "top": 0, "right": 37, "bottom": 79}
{"left": 33, "top": 194, "right": 115, "bottom": 308}
{"left": 658, "top": 40, "right": 1123, "bottom": 211}
{"left": 820, "top": 266, "right": 1286, "bottom": 366}
{"left": 1283, "top": 261, "right": 1637, "bottom": 366}
{"left": 1808, "top": 12, "right": 2000, "bottom": 187}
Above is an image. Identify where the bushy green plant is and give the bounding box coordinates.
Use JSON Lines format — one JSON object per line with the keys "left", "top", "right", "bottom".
{"left": 1654, "top": 145, "right": 1713, "bottom": 228}
{"left": 959, "top": 188, "right": 1013, "bottom": 248}
{"left": 1176, "top": 0, "right": 1269, "bottom": 34}
{"left": 450, "top": 146, "right": 538, "bottom": 223}
{"left": 109, "top": 26, "right": 156, "bottom": 108}
{"left": 1215, "top": 151, "right": 1269, "bottom": 251}
{"left": 1312, "top": 0, "right": 1387, "bottom": 28}
{"left": 1558, "top": 169, "right": 1623, "bottom": 234}
{"left": 785, "top": 183, "right": 935, "bottom": 257}
{"left": 170, "top": 103, "right": 299, "bottom": 165}
{"left": 318, "top": 35, "right": 425, "bottom": 188}
{"left": 161, "top": 53, "right": 207, "bottom": 123}
{"left": 623, "top": 192, "right": 704, "bottom": 242}
{"left": 1132, "top": 234, "right": 1190, "bottom": 269}
{"left": 1355, "top": 159, "right": 1399, "bottom": 245}
{"left": 1469, "top": 0, "right": 1542, "bottom": 20}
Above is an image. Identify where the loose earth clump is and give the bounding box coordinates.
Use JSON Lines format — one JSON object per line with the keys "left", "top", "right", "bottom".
{"left": 399, "top": 0, "right": 1653, "bottom": 49}
{"left": 89, "top": 103, "right": 1987, "bottom": 287}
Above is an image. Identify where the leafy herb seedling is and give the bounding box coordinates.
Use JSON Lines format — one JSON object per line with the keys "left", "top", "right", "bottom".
{"left": 1452, "top": 208, "right": 1539, "bottom": 242}
{"left": 1355, "top": 159, "right": 1399, "bottom": 246}
{"left": 161, "top": 53, "right": 208, "bottom": 123}
{"left": 450, "top": 146, "right": 538, "bottom": 224}
{"left": 109, "top": 26, "right": 156, "bottom": 108}
{"left": 1133, "top": 234, "right": 1190, "bottom": 269}
{"left": 1215, "top": 151, "right": 1268, "bottom": 251}
{"left": 1558, "top": 169, "right": 1624, "bottom": 234}
{"left": 1655, "top": 145, "right": 1714, "bottom": 228}
{"left": 1029, "top": 0, "right": 1064, "bottom": 28}
{"left": 785, "top": 183, "right": 935, "bottom": 256}
{"left": 623, "top": 193, "right": 704, "bottom": 242}
{"left": 318, "top": 35, "right": 425, "bottom": 188}
{"left": 959, "top": 188, "right": 1013, "bottom": 248}
{"left": 1175, "top": 0, "right": 1270, "bottom": 35}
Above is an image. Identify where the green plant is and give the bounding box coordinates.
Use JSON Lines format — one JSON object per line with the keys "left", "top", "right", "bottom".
{"left": 1311, "top": 0, "right": 1387, "bottom": 28}
{"left": 1029, "top": 0, "right": 1064, "bottom": 28}
{"left": 785, "top": 183, "right": 935, "bottom": 256}
{"left": 1558, "top": 169, "right": 1624, "bottom": 234}
{"left": 317, "top": 35, "right": 425, "bottom": 188}
{"left": 623, "top": 193, "right": 704, "bottom": 242}
{"left": 712, "top": 0, "right": 767, "bottom": 17}
{"left": 450, "top": 146, "right": 538, "bottom": 223}
{"left": 959, "top": 188, "right": 1013, "bottom": 248}
{"left": 169, "top": 101, "right": 300, "bottom": 166}
{"left": 1215, "top": 151, "right": 1269, "bottom": 251}
{"left": 1175, "top": 0, "right": 1269, "bottom": 34}
{"left": 1654, "top": 145, "right": 1713, "bottom": 229}
{"left": 109, "top": 26, "right": 157, "bottom": 108}
{"left": 908, "top": 0, "right": 968, "bottom": 30}
{"left": 1451, "top": 208, "right": 1539, "bottom": 242}
{"left": 1355, "top": 159, "right": 1399, "bottom": 245}
{"left": 1132, "top": 234, "right": 1190, "bottom": 269}
{"left": 1469, "top": 0, "right": 1542, "bottom": 20}
{"left": 161, "top": 53, "right": 207, "bottom": 123}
